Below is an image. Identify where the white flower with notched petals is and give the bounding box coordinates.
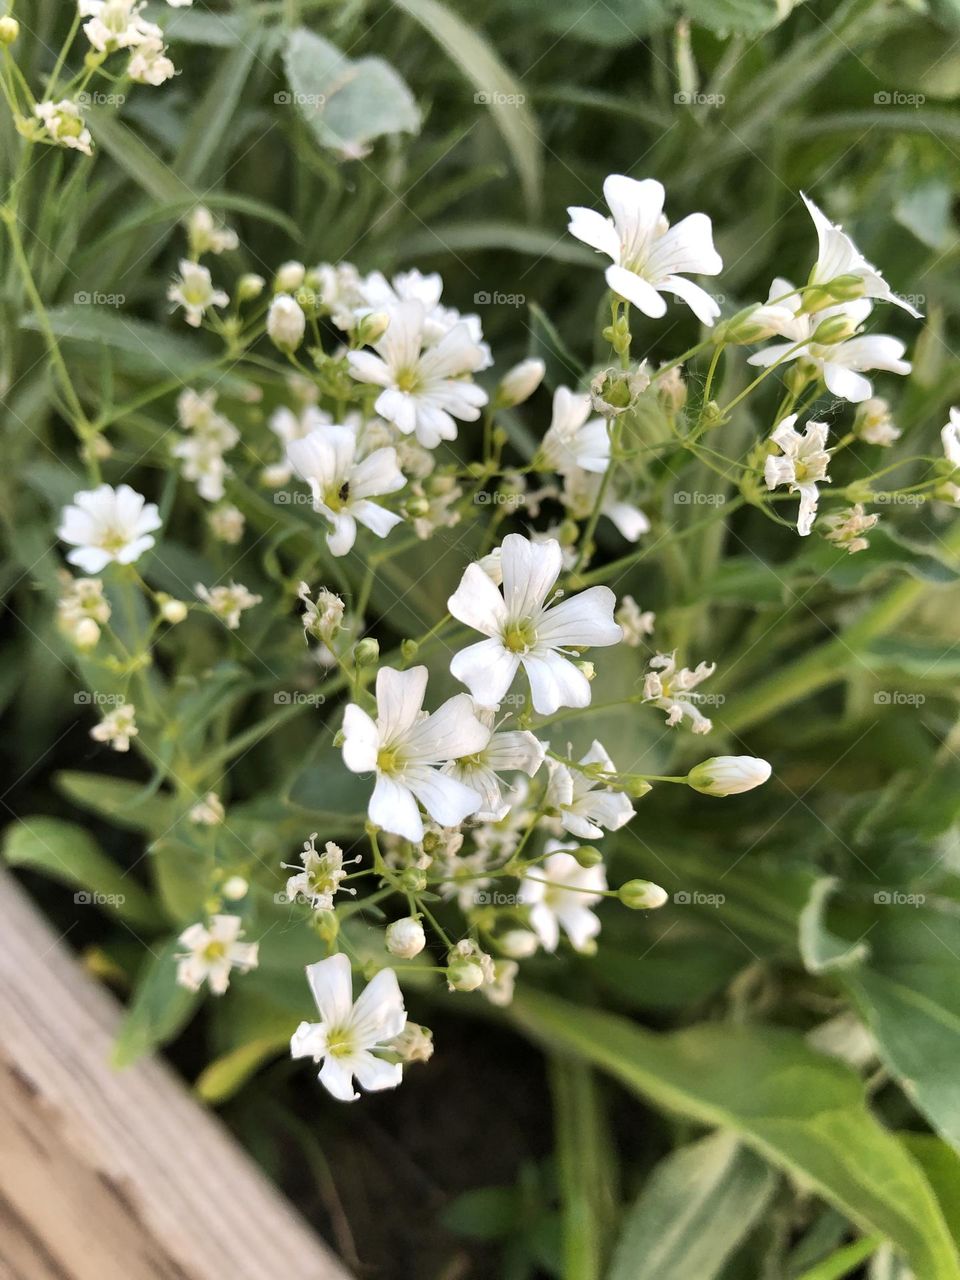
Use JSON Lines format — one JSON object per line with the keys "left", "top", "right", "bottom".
{"left": 568, "top": 175, "right": 722, "bottom": 325}
{"left": 547, "top": 740, "right": 635, "bottom": 839}
{"left": 176, "top": 914, "right": 258, "bottom": 995}
{"left": 539, "top": 386, "right": 609, "bottom": 475}
{"left": 747, "top": 280, "right": 910, "bottom": 404}
{"left": 78, "top": 0, "right": 160, "bottom": 51}
{"left": 195, "top": 581, "right": 261, "bottom": 630}
{"left": 341, "top": 666, "right": 490, "bottom": 843}
{"left": 358, "top": 269, "right": 493, "bottom": 367}
{"left": 442, "top": 704, "right": 545, "bottom": 821}
{"left": 127, "top": 36, "right": 174, "bottom": 85}
{"left": 286, "top": 426, "right": 405, "bottom": 557}
{"left": 186, "top": 206, "right": 237, "bottom": 257}
{"left": 168, "top": 260, "right": 228, "bottom": 327}
{"left": 347, "top": 300, "right": 488, "bottom": 449}
{"left": 802, "top": 193, "right": 921, "bottom": 317}
{"left": 643, "top": 651, "right": 716, "bottom": 734}
{"left": 290, "top": 953, "right": 407, "bottom": 1102}
{"left": 90, "top": 702, "right": 138, "bottom": 752}
{"left": 59, "top": 484, "right": 161, "bottom": 573}
{"left": 561, "top": 468, "right": 650, "bottom": 542}
{"left": 764, "top": 413, "right": 831, "bottom": 536}
{"left": 34, "top": 100, "right": 93, "bottom": 155}
{"left": 447, "top": 534, "right": 622, "bottom": 716}
{"left": 521, "top": 843, "right": 607, "bottom": 953}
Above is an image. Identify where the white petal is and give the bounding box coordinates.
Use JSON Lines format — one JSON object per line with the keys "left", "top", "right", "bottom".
{"left": 822, "top": 363, "right": 872, "bottom": 403}
{"left": 369, "top": 774, "right": 423, "bottom": 842}
{"left": 537, "top": 586, "right": 621, "bottom": 649}
{"left": 305, "top": 953, "right": 354, "bottom": 1026}
{"left": 567, "top": 205, "right": 620, "bottom": 260}
{"left": 342, "top": 704, "right": 379, "bottom": 772}
{"left": 403, "top": 765, "right": 482, "bottom": 826}
{"left": 352, "top": 499, "right": 403, "bottom": 539}
{"left": 448, "top": 562, "right": 508, "bottom": 637}
{"left": 319, "top": 1055, "right": 360, "bottom": 1102}
{"left": 353, "top": 1051, "right": 403, "bottom": 1093}
{"left": 350, "top": 446, "right": 405, "bottom": 499}
{"left": 350, "top": 966, "right": 407, "bottom": 1044}
{"left": 500, "top": 534, "right": 563, "bottom": 619}
{"left": 449, "top": 638, "right": 520, "bottom": 705}
{"left": 604, "top": 264, "right": 667, "bottom": 317}
{"left": 405, "top": 693, "right": 491, "bottom": 762}
{"left": 522, "top": 650, "right": 592, "bottom": 715}
{"left": 376, "top": 665, "right": 428, "bottom": 742}
{"left": 326, "top": 512, "right": 357, "bottom": 556}
{"left": 659, "top": 274, "right": 720, "bottom": 326}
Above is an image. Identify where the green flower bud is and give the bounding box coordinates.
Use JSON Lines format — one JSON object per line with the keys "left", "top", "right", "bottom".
{"left": 401, "top": 639, "right": 419, "bottom": 660}
{"left": 810, "top": 314, "right": 858, "bottom": 345}
{"left": 571, "top": 845, "right": 604, "bottom": 868}
{"left": 0, "top": 15, "right": 19, "bottom": 44}
{"left": 822, "top": 273, "right": 865, "bottom": 302}
{"left": 447, "top": 958, "right": 485, "bottom": 991}
{"left": 618, "top": 879, "right": 668, "bottom": 910}
{"left": 687, "top": 755, "right": 771, "bottom": 796}
{"left": 353, "top": 637, "right": 379, "bottom": 666}
{"left": 400, "top": 867, "right": 427, "bottom": 892}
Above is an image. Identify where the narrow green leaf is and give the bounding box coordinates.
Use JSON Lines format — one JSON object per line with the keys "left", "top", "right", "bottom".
{"left": 799, "top": 877, "right": 872, "bottom": 975}
{"left": 86, "top": 108, "right": 196, "bottom": 203}
{"left": 194, "top": 1032, "right": 289, "bottom": 1103}
{"left": 174, "top": 39, "right": 258, "bottom": 184}
{"left": 551, "top": 1058, "right": 614, "bottom": 1280}
{"left": 113, "top": 936, "right": 199, "bottom": 1067}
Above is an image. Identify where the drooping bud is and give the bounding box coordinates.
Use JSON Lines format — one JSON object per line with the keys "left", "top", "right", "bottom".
{"left": 687, "top": 755, "right": 772, "bottom": 796}
{"left": 618, "top": 879, "right": 669, "bottom": 909}
{"left": 267, "top": 293, "right": 305, "bottom": 352}
{"left": 496, "top": 358, "right": 545, "bottom": 408}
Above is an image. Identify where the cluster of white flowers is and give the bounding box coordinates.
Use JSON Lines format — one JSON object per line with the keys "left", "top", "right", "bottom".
{"left": 172, "top": 388, "right": 239, "bottom": 502}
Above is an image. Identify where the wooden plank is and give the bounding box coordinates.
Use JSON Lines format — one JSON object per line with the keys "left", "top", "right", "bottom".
{"left": 0, "top": 869, "right": 352, "bottom": 1280}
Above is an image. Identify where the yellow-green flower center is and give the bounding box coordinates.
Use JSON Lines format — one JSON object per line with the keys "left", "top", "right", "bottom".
{"left": 503, "top": 619, "right": 536, "bottom": 654}
{"left": 395, "top": 368, "right": 421, "bottom": 393}
{"left": 377, "top": 746, "right": 403, "bottom": 774}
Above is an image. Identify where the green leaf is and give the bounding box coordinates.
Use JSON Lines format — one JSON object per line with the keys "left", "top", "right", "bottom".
{"left": 512, "top": 990, "right": 960, "bottom": 1280}
{"left": 56, "top": 771, "right": 178, "bottom": 836}
{"left": 392, "top": 0, "right": 542, "bottom": 214}
{"left": 284, "top": 28, "right": 419, "bottom": 156}
{"left": 86, "top": 108, "right": 196, "bottom": 203}
{"left": 194, "top": 1032, "right": 289, "bottom": 1103}
{"left": 552, "top": 1058, "right": 615, "bottom": 1280}
{"left": 799, "top": 877, "right": 872, "bottom": 975}
{"left": 174, "top": 39, "right": 259, "bottom": 185}
{"left": 797, "top": 527, "right": 960, "bottom": 591}
{"left": 3, "top": 816, "right": 159, "bottom": 928}
{"left": 398, "top": 220, "right": 596, "bottom": 265}
{"left": 528, "top": 301, "right": 586, "bottom": 393}
{"left": 860, "top": 636, "right": 960, "bottom": 681}
{"left": 900, "top": 1134, "right": 960, "bottom": 1247}
{"left": 682, "top": 0, "right": 795, "bottom": 36}
{"left": 113, "top": 936, "right": 199, "bottom": 1067}
{"left": 607, "top": 1132, "right": 776, "bottom": 1280}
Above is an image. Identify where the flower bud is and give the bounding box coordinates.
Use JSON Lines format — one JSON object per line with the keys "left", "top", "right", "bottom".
{"left": 823, "top": 274, "right": 866, "bottom": 302}
{"left": 810, "top": 314, "right": 859, "bottom": 345}
{"left": 618, "top": 879, "right": 668, "bottom": 909}
{"left": 0, "top": 15, "right": 19, "bottom": 43}
{"left": 687, "top": 755, "right": 772, "bottom": 796}
{"left": 391, "top": 1022, "right": 434, "bottom": 1063}
{"left": 73, "top": 617, "right": 101, "bottom": 650}
{"left": 625, "top": 778, "right": 654, "bottom": 799}
{"left": 799, "top": 286, "right": 836, "bottom": 314}
{"left": 401, "top": 639, "right": 419, "bottom": 661}
{"left": 570, "top": 845, "right": 603, "bottom": 868}
{"left": 275, "top": 260, "right": 305, "bottom": 291}
{"left": 356, "top": 310, "right": 390, "bottom": 345}
{"left": 237, "top": 272, "right": 265, "bottom": 301}
{"left": 496, "top": 358, "right": 545, "bottom": 408}
{"left": 400, "top": 867, "right": 427, "bottom": 893}
{"left": 267, "top": 293, "right": 305, "bottom": 352}
{"left": 447, "top": 958, "right": 485, "bottom": 991}
{"left": 385, "top": 917, "right": 426, "bottom": 958}
{"left": 353, "top": 637, "right": 379, "bottom": 666}
{"left": 158, "top": 594, "right": 188, "bottom": 624}
{"left": 222, "top": 875, "right": 248, "bottom": 900}
{"left": 656, "top": 364, "right": 687, "bottom": 413}
{"left": 498, "top": 929, "right": 539, "bottom": 958}
{"left": 716, "top": 304, "right": 780, "bottom": 345}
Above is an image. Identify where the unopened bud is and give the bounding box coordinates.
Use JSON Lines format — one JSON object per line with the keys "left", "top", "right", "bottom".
{"left": 618, "top": 879, "right": 668, "bottom": 909}
{"left": 237, "top": 272, "right": 265, "bottom": 301}
{"left": 496, "top": 358, "right": 545, "bottom": 408}
{"left": 401, "top": 639, "right": 419, "bottom": 660}
{"left": 823, "top": 274, "right": 865, "bottom": 302}
{"left": 0, "top": 15, "right": 19, "bottom": 43}
{"left": 447, "top": 958, "right": 485, "bottom": 991}
{"left": 400, "top": 867, "right": 427, "bottom": 892}
{"left": 811, "top": 314, "right": 859, "bottom": 345}
{"left": 222, "top": 875, "right": 248, "bottom": 900}
{"left": 267, "top": 293, "right": 305, "bottom": 352}
{"left": 73, "top": 617, "right": 101, "bottom": 650}
{"left": 687, "top": 755, "right": 772, "bottom": 796}
{"left": 356, "top": 310, "right": 390, "bottom": 345}
{"left": 571, "top": 845, "right": 603, "bottom": 868}
{"left": 158, "top": 594, "right": 188, "bottom": 624}
{"left": 385, "top": 917, "right": 426, "bottom": 958}
{"left": 353, "top": 637, "right": 379, "bottom": 666}
{"left": 498, "top": 929, "right": 539, "bottom": 958}
{"left": 275, "top": 260, "right": 305, "bottom": 292}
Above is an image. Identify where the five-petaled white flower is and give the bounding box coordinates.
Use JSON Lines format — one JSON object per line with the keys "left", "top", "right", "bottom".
{"left": 290, "top": 953, "right": 407, "bottom": 1101}
{"left": 59, "top": 483, "right": 161, "bottom": 573}
{"left": 802, "top": 193, "right": 921, "bottom": 317}
{"left": 284, "top": 834, "right": 358, "bottom": 911}
{"left": 168, "top": 259, "right": 228, "bottom": 327}
{"left": 764, "top": 413, "right": 831, "bottom": 536}
{"left": 447, "top": 534, "right": 622, "bottom": 716}
{"left": 520, "top": 843, "right": 607, "bottom": 953}
{"left": 79, "top": 0, "right": 159, "bottom": 50}
{"left": 90, "top": 702, "right": 138, "bottom": 752}
{"left": 568, "top": 175, "right": 722, "bottom": 325}
{"left": 176, "top": 914, "right": 258, "bottom": 995}
{"left": 286, "top": 426, "right": 405, "bottom": 556}
{"left": 34, "top": 100, "right": 93, "bottom": 155}
{"left": 347, "top": 300, "right": 488, "bottom": 448}
{"left": 442, "top": 704, "right": 545, "bottom": 821}
{"left": 195, "top": 581, "right": 261, "bottom": 630}
{"left": 643, "top": 651, "right": 717, "bottom": 734}
{"left": 341, "top": 665, "right": 491, "bottom": 843}
{"left": 547, "top": 740, "right": 635, "bottom": 839}
{"left": 539, "top": 386, "right": 609, "bottom": 474}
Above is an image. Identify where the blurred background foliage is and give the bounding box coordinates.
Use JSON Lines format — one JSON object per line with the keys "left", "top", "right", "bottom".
{"left": 5, "top": 0, "right": 960, "bottom": 1277}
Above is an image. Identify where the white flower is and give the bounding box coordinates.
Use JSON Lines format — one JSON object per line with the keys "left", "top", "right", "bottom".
{"left": 314, "top": 261, "right": 365, "bottom": 328}
{"left": 941, "top": 408, "right": 960, "bottom": 505}
{"left": 267, "top": 293, "right": 306, "bottom": 351}
{"left": 341, "top": 665, "right": 491, "bottom": 843}
{"left": 446, "top": 939, "right": 496, "bottom": 991}
{"left": 34, "top": 100, "right": 93, "bottom": 155}
{"left": 57, "top": 575, "right": 110, "bottom": 646}
{"left": 385, "top": 918, "right": 426, "bottom": 958}
{"left": 285, "top": 835, "right": 357, "bottom": 910}
{"left": 498, "top": 358, "right": 545, "bottom": 407}
{"left": 298, "top": 582, "right": 345, "bottom": 643}
{"left": 90, "top": 702, "right": 137, "bottom": 752}
{"left": 802, "top": 192, "right": 921, "bottom": 317}
{"left": 687, "top": 755, "right": 772, "bottom": 796}
{"left": 189, "top": 791, "right": 225, "bottom": 824}
{"left": 286, "top": 426, "right": 405, "bottom": 557}
{"left": 58, "top": 483, "right": 161, "bottom": 573}
{"left": 187, "top": 206, "right": 238, "bottom": 256}
{"left": 568, "top": 175, "right": 722, "bottom": 325}
{"left": 347, "top": 300, "right": 488, "bottom": 448}
{"left": 643, "top": 651, "right": 716, "bottom": 734}
{"left": 208, "top": 503, "right": 244, "bottom": 544}
{"left": 547, "top": 740, "right": 635, "bottom": 839}
{"left": 746, "top": 281, "right": 910, "bottom": 404}
{"left": 521, "top": 843, "right": 607, "bottom": 953}
{"left": 442, "top": 704, "right": 545, "bottom": 821}
{"left": 854, "top": 398, "right": 900, "bottom": 446}
{"left": 177, "top": 914, "right": 258, "bottom": 995}
{"left": 358, "top": 269, "right": 492, "bottom": 366}
{"left": 561, "top": 468, "right": 650, "bottom": 542}
{"left": 290, "top": 953, "right": 407, "bottom": 1102}
{"left": 195, "top": 581, "right": 261, "bottom": 629}
{"left": 482, "top": 959, "right": 519, "bottom": 1008}
{"left": 168, "top": 260, "right": 228, "bottom": 327}
{"left": 78, "top": 0, "right": 159, "bottom": 51}
{"left": 764, "top": 413, "right": 831, "bottom": 536}
{"left": 498, "top": 929, "right": 540, "bottom": 958}
{"left": 615, "top": 596, "right": 654, "bottom": 646}
{"left": 540, "top": 386, "right": 609, "bottom": 475}
{"left": 128, "top": 36, "right": 174, "bottom": 85}
{"left": 172, "top": 400, "right": 238, "bottom": 501}
{"left": 823, "top": 504, "right": 878, "bottom": 554}
{"left": 275, "top": 260, "right": 306, "bottom": 291}
{"left": 447, "top": 534, "right": 622, "bottom": 716}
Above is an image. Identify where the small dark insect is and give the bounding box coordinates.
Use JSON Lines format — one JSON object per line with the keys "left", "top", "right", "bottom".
{"left": 338, "top": 482, "right": 350, "bottom": 502}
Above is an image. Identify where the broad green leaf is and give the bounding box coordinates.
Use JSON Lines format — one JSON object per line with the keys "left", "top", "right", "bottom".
{"left": 900, "top": 1134, "right": 960, "bottom": 1247}
{"left": 113, "top": 936, "right": 199, "bottom": 1066}
{"left": 683, "top": 0, "right": 797, "bottom": 36}
{"left": 607, "top": 1132, "right": 776, "bottom": 1280}
{"left": 861, "top": 636, "right": 960, "bottom": 681}
{"left": 512, "top": 990, "right": 960, "bottom": 1280}
{"left": 56, "top": 771, "right": 178, "bottom": 835}
{"left": 284, "top": 28, "right": 419, "bottom": 156}
{"left": 392, "top": 0, "right": 542, "bottom": 213}
{"left": 799, "top": 877, "right": 872, "bottom": 975}
{"left": 3, "top": 816, "right": 159, "bottom": 928}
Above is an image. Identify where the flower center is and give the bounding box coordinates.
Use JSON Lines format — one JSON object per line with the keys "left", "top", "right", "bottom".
{"left": 503, "top": 619, "right": 536, "bottom": 654}
{"left": 203, "top": 940, "right": 226, "bottom": 962}
{"left": 377, "top": 746, "right": 404, "bottom": 774}
{"left": 323, "top": 480, "right": 350, "bottom": 512}
{"left": 326, "top": 1026, "right": 356, "bottom": 1058}
{"left": 395, "top": 368, "right": 421, "bottom": 394}
{"left": 99, "top": 526, "right": 129, "bottom": 552}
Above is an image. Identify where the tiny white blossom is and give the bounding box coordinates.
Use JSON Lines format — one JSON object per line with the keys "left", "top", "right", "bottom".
{"left": 298, "top": 582, "right": 345, "bottom": 643}
{"left": 59, "top": 483, "right": 161, "bottom": 573}
{"left": 854, "top": 398, "right": 900, "bottom": 446}
{"left": 127, "top": 36, "right": 175, "bottom": 85}
{"left": 177, "top": 914, "right": 258, "bottom": 995}
{"left": 442, "top": 704, "right": 545, "bottom": 821}
{"left": 342, "top": 665, "right": 491, "bottom": 843}
{"left": 57, "top": 575, "right": 110, "bottom": 646}
{"left": 78, "top": 0, "right": 159, "bottom": 51}
{"left": 540, "top": 386, "right": 610, "bottom": 475}
{"left": 521, "top": 843, "right": 607, "bottom": 953}
{"left": 615, "top": 596, "right": 655, "bottom": 646}
{"left": 823, "top": 504, "right": 878, "bottom": 554}
{"left": 189, "top": 791, "right": 225, "bottom": 825}
{"left": 90, "top": 702, "right": 138, "bottom": 752}
{"left": 208, "top": 503, "right": 244, "bottom": 544}
{"left": 275, "top": 261, "right": 305, "bottom": 291}
{"left": 285, "top": 835, "right": 357, "bottom": 910}
{"left": 195, "top": 581, "right": 261, "bottom": 630}
{"left": 547, "top": 740, "right": 635, "bottom": 839}
{"left": 286, "top": 426, "right": 405, "bottom": 556}
{"left": 187, "top": 206, "right": 238, "bottom": 257}
{"left": 34, "top": 100, "right": 93, "bottom": 155}
{"left": 568, "top": 175, "right": 722, "bottom": 325}
{"left": 498, "top": 358, "right": 545, "bottom": 407}
{"left": 482, "top": 959, "right": 519, "bottom": 1008}
{"left": 290, "top": 954, "right": 407, "bottom": 1101}
{"left": 168, "top": 259, "right": 228, "bottom": 327}
{"left": 802, "top": 192, "right": 921, "bottom": 317}
{"left": 358, "top": 268, "right": 492, "bottom": 366}
{"left": 447, "top": 534, "right": 622, "bottom": 716}
{"left": 764, "top": 413, "right": 831, "bottom": 536}
{"left": 385, "top": 918, "right": 426, "bottom": 958}
{"left": 644, "top": 651, "right": 716, "bottom": 734}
